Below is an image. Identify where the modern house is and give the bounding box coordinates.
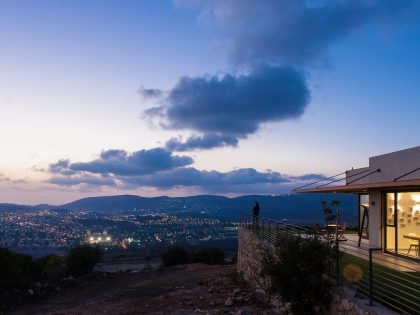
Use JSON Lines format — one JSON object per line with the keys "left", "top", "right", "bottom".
{"left": 295, "top": 146, "right": 420, "bottom": 260}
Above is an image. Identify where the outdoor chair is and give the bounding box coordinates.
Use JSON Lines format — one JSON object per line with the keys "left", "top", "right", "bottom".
{"left": 407, "top": 232, "right": 419, "bottom": 256}
{"left": 338, "top": 223, "right": 347, "bottom": 234}
{"left": 338, "top": 223, "right": 347, "bottom": 241}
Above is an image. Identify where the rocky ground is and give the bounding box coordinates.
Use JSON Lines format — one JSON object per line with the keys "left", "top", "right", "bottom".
{"left": 9, "top": 264, "right": 278, "bottom": 315}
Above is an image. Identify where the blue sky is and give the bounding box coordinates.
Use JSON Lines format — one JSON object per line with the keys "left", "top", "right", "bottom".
{"left": 0, "top": 0, "right": 419, "bottom": 204}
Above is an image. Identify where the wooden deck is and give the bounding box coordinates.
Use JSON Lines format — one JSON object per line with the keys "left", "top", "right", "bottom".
{"left": 340, "top": 234, "right": 420, "bottom": 272}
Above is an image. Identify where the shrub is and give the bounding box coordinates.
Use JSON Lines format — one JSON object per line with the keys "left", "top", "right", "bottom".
{"left": 64, "top": 244, "right": 103, "bottom": 277}
{"left": 161, "top": 245, "right": 189, "bottom": 266}
{"left": 191, "top": 248, "right": 225, "bottom": 265}
{"left": 0, "top": 247, "right": 40, "bottom": 290}
{"left": 262, "top": 235, "right": 335, "bottom": 314}
{"left": 36, "top": 254, "right": 64, "bottom": 283}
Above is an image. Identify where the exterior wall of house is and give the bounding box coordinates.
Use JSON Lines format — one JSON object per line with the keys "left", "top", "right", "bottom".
{"left": 346, "top": 146, "right": 420, "bottom": 186}
{"left": 346, "top": 147, "right": 420, "bottom": 250}
{"left": 369, "top": 146, "right": 420, "bottom": 183}
{"left": 368, "top": 190, "right": 382, "bottom": 248}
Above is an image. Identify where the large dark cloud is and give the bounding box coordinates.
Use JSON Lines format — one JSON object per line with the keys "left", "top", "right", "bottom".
{"left": 140, "top": 0, "right": 414, "bottom": 151}
{"left": 144, "top": 65, "right": 310, "bottom": 150}
{"left": 204, "top": 0, "right": 415, "bottom": 65}
{"left": 49, "top": 148, "right": 193, "bottom": 176}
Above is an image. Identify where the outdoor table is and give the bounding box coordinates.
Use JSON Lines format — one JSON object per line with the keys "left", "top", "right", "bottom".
{"left": 403, "top": 234, "right": 420, "bottom": 257}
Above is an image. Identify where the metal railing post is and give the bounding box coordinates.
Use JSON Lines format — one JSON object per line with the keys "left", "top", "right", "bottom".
{"left": 336, "top": 232, "right": 340, "bottom": 286}
{"left": 369, "top": 249, "right": 373, "bottom": 306}
{"left": 368, "top": 248, "right": 382, "bottom": 306}
{"left": 261, "top": 218, "right": 264, "bottom": 239}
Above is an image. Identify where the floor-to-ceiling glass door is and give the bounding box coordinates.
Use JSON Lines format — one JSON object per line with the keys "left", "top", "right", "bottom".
{"left": 385, "top": 191, "right": 420, "bottom": 259}
{"left": 385, "top": 193, "right": 397, "bottom": 254}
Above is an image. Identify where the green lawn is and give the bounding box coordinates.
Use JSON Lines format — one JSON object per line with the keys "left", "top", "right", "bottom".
{"left": 339, "top": 252, "right": 420, "bottom": 314}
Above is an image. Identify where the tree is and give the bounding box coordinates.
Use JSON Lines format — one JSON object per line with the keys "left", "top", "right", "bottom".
{"left": 321, "top": 198, "right": 341, "bottom": 224}
{"left": 64, "top": 244, "right": 103, "bottom": 277}
{"left": 0, "top": 247, "right": 40, "bottom": 290}
{"left": 36, "top": 254, "right": 64, "bottom": 283}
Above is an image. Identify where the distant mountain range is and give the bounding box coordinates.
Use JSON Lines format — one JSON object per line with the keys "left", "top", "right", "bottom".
{"left": 0, "top": 193, "right": 359, "bottom": 225}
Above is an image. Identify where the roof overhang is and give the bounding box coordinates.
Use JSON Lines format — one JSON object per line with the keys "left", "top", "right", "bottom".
{"left": 294, "top": 179, "right": 420, "bottom": 194}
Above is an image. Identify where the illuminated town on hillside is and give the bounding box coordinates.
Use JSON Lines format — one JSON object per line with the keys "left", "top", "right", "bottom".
{"left": 0, "top": 208, "right": 238, "bottom": 256}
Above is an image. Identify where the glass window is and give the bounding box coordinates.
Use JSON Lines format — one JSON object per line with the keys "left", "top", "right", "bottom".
{"left": 385, "top": 192, "right": 420, "bottom": 258}
{"left": 386, "top": 193, "right": 395, "bottom": 226}
{"left": 397, "top": 192, "right": 420, "bottom": 258}
{"left": 385, "top": 193, "right": 396, "bottom": 253}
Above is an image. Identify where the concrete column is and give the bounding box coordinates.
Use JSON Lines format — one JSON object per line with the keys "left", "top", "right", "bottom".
{"left": 368, "top": 190, "right": 382, "bottom": 248}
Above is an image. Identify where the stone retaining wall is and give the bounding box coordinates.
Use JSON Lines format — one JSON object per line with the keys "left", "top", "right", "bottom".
{"left": 237, "top": 227, "right": 396, "bottom": 315}
{"left": 237, "top": 226, "right": 273, "bottom": 290}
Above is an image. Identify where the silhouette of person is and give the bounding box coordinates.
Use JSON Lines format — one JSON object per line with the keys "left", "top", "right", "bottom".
{"left": 252, "top": 202, "right": 260, "bottom": 225}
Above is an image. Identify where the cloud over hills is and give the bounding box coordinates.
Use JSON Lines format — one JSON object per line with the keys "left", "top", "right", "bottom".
{"left": 47, "top": 149, "right": 325, "bottom": 194}
{"left": 49, "top": 148, "right": 193, "bottom": 176}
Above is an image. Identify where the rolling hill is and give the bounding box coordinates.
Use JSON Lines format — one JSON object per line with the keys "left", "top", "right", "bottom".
{"left": 0, "top": 193, "right": 358, "bottom": 225}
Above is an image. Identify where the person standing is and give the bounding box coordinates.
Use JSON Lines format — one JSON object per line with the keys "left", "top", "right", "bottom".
{"left": 252, "top": 202, "right": 260, "bottom": 226}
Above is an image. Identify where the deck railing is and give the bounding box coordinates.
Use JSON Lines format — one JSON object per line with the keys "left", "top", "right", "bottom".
{"left": 239, "top": 212, "right": 316, "bottom": 244}
{"left": 239, "top": 212, "right": 420, "bottom": 315}
{"left": 339, "top": 233, "right": 420, "bottom": 314}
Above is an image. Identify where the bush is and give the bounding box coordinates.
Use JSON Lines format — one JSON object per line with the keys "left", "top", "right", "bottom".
{"left": 262, "top": 235, "right": 335, "bottom": 314}
{"left": 161, "top": 245, "right": 190, "bottom": 266}
{"left": 0, "top": 247, "right": 40, "bottom": 290}
{"left": 65, "top": 244, "right": 103, "bottom": 277}
{"left": 36, "top": 254, "right": 64, "bottom": 283}
{"left": 191, "top": 248, "right": 225, "bottom": 265}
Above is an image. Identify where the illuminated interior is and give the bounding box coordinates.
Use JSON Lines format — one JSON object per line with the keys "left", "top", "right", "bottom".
{"left": 385, "top": 192, "right": 420, "bottom": 258}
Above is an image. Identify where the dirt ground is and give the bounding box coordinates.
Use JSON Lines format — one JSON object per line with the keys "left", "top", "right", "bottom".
{"left": 10, "top": 264, "right": 276, "bottom": 315}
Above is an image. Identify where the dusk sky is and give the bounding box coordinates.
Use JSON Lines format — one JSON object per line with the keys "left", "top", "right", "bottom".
{"left": 1, "top": 0, "right": 419, "bottom": 204}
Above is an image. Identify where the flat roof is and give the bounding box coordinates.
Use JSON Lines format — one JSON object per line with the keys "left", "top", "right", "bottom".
{"left": 294, "top": 178, "right": 420, "bottom": 194}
